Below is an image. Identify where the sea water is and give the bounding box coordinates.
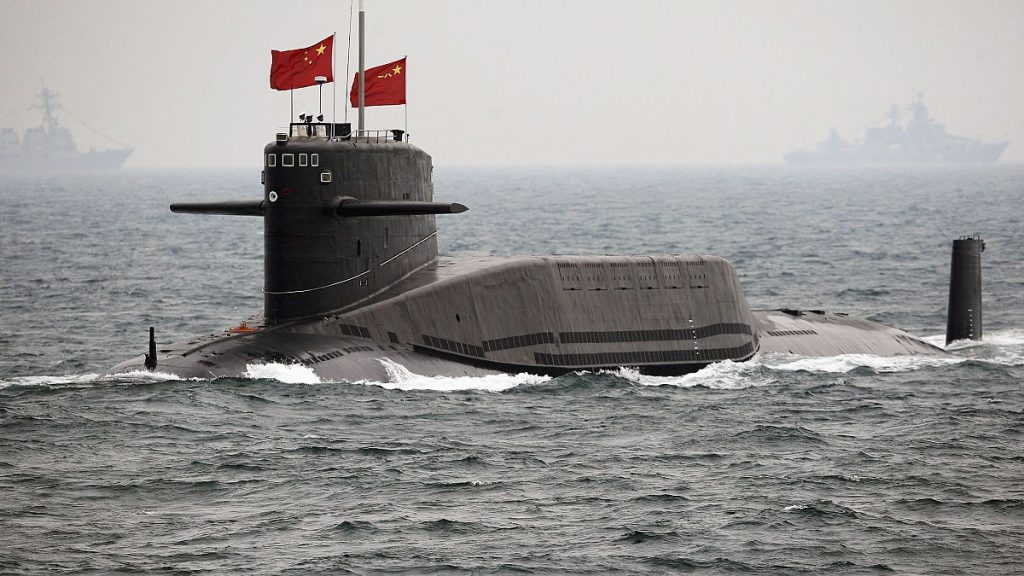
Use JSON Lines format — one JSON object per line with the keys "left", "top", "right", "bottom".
{"left": 1, "top": 166, "right": 1022, "bottom": 574}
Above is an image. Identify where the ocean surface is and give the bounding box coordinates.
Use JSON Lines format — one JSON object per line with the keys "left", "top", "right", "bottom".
{"left": 1, "top": 165, "right": 1023, "bottom": 574}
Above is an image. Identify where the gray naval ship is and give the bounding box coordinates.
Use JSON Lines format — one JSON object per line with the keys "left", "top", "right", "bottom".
{"left": 785, "top": 94, "right": 1007, "bottom": 165}
{"left": 0, "top": 86, "right": 132, "bottom": 172}
{"left": 108, "top": 118, "right": 985, "bottom": 381}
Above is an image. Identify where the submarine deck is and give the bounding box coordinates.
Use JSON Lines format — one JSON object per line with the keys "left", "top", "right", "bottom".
{"left": 753, "top": 308, "right": 944, "bottom": 357}
{"left": 292, "top": 255, "right": 944, "bottom": 361}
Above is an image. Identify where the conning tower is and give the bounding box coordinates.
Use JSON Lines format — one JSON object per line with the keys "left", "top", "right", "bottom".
{"left": 172, "top": 123, "right": 465, "bottom": 326}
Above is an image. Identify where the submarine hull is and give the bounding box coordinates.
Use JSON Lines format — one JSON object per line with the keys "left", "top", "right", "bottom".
{"left": 110, "top": 255, "right": 944, "bottom": 382}
{"left": 109, "top": 331, "right": 503, "bottom": 381}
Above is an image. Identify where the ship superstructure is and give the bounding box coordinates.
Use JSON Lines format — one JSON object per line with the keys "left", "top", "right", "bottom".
{"left": 0, "top": 86, "right": 132, "bottom": 172}
{"left": 785, "top": 94, "right": 1007, "bottom": 165}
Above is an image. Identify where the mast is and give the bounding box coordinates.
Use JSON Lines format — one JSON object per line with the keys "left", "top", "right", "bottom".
{"left": 36, "top": 84, "right": 59, "bottom": 133}
{"left": 358, "top": 0, "right": 365, "bottom": 132}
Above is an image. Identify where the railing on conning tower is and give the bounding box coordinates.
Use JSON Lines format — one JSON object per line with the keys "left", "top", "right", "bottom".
{"left": 288, "top": 123, "right": 340, "bottom": 139}
{"left": 351, "top": 129, "right": 408, "bottom": 143}
{"left": 285, "top": 122, "right": 408, "bottom": 143}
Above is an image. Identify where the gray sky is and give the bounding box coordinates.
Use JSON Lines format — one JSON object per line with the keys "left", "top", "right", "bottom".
{"left": 2, "top": 0, "right": 1022, "bottom": 167}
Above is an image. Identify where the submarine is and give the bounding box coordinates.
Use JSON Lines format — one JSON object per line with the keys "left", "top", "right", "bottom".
{"left": 109, "top": 19, "right": 985, "bottom": 382}
{"left": 107, "top": 112, "right": 984, "bottom": 381}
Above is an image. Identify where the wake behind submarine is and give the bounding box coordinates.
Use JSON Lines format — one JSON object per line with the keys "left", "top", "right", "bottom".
{"left": 108, "top": 113, "right": 984, "bottom": 380}
{"left": 109, "top": 22, "right": 984, "bottom": 381}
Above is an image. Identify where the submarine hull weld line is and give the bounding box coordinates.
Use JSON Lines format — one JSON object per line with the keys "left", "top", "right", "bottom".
{"left": 263, "top": 269, "right": 371, "bottom": 296}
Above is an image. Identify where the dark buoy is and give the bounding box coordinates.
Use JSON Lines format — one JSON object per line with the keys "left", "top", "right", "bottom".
{"left": 946, "top": 235, "right": 984, "bottom": 345}
{"left": 144, "top": 327, "right": 157, "bottom": 371}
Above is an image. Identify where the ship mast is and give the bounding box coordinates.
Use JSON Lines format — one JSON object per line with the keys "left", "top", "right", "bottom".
{"left": 35, "top": 85, "right": 60, "bottom": 134}
{"left": 357, "top": 0, "right": 365, "bottom": 132}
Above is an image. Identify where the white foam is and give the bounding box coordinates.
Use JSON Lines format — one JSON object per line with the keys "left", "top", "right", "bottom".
{"left": 0, "top": 373, "right": 102, "bottom": 390}
{"left": 979, "top": 329, "right": 1024, "bottom": 347}
{"left": 762, "top": 353, "right": 962, "bottom": 374}
{"left": 923, "top": 329, "right": 1024, "bottom": 350}
{"left": 922, "top": 329, "right": 1024, "bottom": 366}
{"left": 608, "top": 360, "right": 772, "bottom": 390}
{"left": 102, "top": 370, "right": 185, "bottom": 382}
{"left": 242, "top": 362, "right": 322, "bottom": 384}
{"left": 367, "top": 358, "right": 550, "bottom": 392}
{"left": 1, "top": 369, "right": 189, "bottom": 390}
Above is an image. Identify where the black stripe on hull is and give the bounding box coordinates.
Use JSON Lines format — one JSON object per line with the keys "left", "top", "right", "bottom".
{"left": 412, "top": 342, "right": 758, "bottom": 377}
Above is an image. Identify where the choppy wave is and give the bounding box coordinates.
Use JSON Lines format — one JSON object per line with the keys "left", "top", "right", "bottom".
{"left": 0, "top": 373, "right": 101, "bottom": 390}
{"left": 0, "top": 370, "right": 184, "bottom": 390}
{"left": 242, "top": 362, "right": 322, "bottom": 384}
{"left": 922, "top": 329, "right": 1024, "bottom": 365}
{"left": 104, "top": 369, "right": 186, "bottom": 382}
{"left": 372, "top": 358, "right": 551, "bottom": 392}
{"left": 924, "top": 328, "right": 1024, "bottom": 348}
{"left": 608, "top": 361, "right": 772, "bottom": 390}
{"left": 761, "top": 352, "right": 963, "bottom": 374}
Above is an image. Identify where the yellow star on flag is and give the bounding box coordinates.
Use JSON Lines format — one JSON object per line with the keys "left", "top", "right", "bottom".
{"left": 316, "top": 44, "right": 326, "bottom": 56}
{"left": 392, "top": 64, "right": 402, "bottom": 75}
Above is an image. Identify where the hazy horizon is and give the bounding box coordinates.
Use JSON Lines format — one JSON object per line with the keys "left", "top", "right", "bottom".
{"left": 2, "top": 0, "right": 1022, "bottom": 168}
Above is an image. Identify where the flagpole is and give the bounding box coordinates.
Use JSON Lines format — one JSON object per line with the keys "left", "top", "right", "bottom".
{"left": 290, "top": 88, "right": 294, "bottom": 124}
{"left": 345, "top": 0, "right": 354, "bottom": 124}
{"left": 358, "top": 0, "right": 365, "bottom": 133}
{"left": 404, "top": 55, "right": 408, "bottom": 137}
{"left": 332, "top": 32, "right": 337, "bottom": 132}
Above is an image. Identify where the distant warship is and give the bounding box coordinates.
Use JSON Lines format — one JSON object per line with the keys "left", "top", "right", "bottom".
{"left": 785, "top": 94, "right": 1007, "bottom": 165}
{"left": 110, "top": 15, "right": 985, "bottom": 381}
{"left": 0, "top": 86, "right": 132, "bottom": 172}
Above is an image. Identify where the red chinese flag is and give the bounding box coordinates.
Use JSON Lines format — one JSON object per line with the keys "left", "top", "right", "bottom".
{"left": 270, "top": 35, "right": 334, "bottom": 90}
{"left": 349, "top": 57, "right": 407, "bottom": 107}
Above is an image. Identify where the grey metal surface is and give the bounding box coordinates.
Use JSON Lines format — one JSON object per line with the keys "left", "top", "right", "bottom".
{"left": 109, "top": 331, "right": 502, "bottom": 381}
{"left": 261, "top": 139, "right": 441, "bottom": 324}
{"left": 755, "top": 309, "right": 944, "bottom": 357}
{"left": 946, "top": 235, "right": 984, "bottom": 344}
